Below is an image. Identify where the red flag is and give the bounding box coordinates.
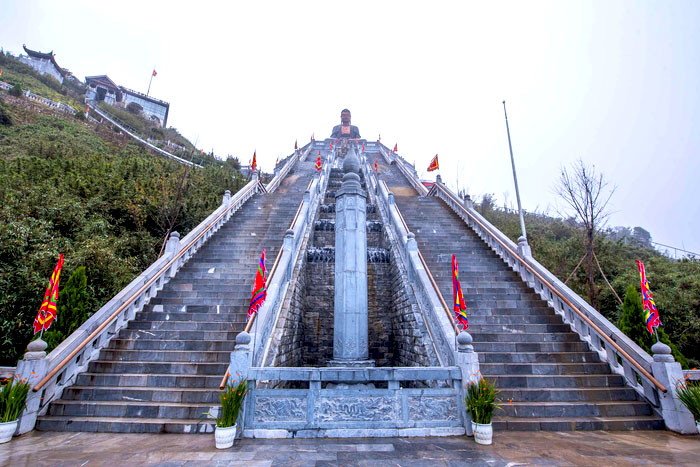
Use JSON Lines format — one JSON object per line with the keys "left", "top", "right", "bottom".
{"left": 362, "top": 142, "right": 365, "bottom": 153}
{"left": 34, "top": 254, "right": 64, "bottom": 334}
{"left": 427, "top": 154, "right": 439, "bottom": 172}
{"left": 248, "top": 249, "right": 267, "bottom": 319}
{"left": 636, "top": 260, "right": 661, "bottom": 334}
{"left": 452, "top": 254, "right": 468, "bottom": 330}
{"left": 330, "top": 141, "right": 333, "bottom": 150}
{"left": 152, "top": 69, "right": 157, "bottom": 77}
{"left": 393, "top": 144, "right": 398, "bottom": 153}
{"left": 294, "top": 140, "right": 298, "bottom": 150}
{"left": 315, "top": 152, "right": 322, "bottom": 172}
{"left": 374, "top": 153, "right": 379, "bottom": 173}
{"left": 251, "top": 151, "right": 257, "bottom": 172}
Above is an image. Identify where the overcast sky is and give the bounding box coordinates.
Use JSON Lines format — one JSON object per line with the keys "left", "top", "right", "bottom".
{"left": 1, "top": 1, "right": 698, "bottom": 253}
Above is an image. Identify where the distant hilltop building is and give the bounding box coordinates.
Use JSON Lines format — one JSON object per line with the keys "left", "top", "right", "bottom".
{"left": 85, "top": 74, "right": 170, "bottom": 128}
{"left": 19, "top": 44, "right": 68, "bottom": 84}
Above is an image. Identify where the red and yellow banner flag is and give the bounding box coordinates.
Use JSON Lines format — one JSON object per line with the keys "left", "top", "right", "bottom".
{"left": 636, "top": 260, "right": 661, "bottom": 334}
{"left": 315, "top": 152, "right": 322, "bottom": 172}
{"left": 34, "top": 254, "right": 64, "bottom": 334}
{"left": 362, "top": 142, "right": 365, "bottom": 153}
{"left": 248, "top": 249, "right": 267, "bottom": 320}
{"left": 452, "top": 254, "right": 468, "bottom": 330}
{"left": 393, "top": 143, "right": 398, "bottom": 153}
{"left": 428, "top": 154, "right": 439, "bottom": 172}
{"left": 251, "top": 151, "right": 257, "bottom": 172}
{"left": 374, "top": 153, "right": 379, "bottom": 173}
{"left": 330, "top": 140, "right": 333, "bottom": 150}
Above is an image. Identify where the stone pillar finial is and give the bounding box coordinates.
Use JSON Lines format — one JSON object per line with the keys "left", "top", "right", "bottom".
{"left": 24, "top": 338, "right": 48, "bottom": 361}
{"left": 303, "top": 190, "right": 311, "bottom": 204}
{"left": 436, "top": 174, "right": 443, "bottom": 184}
{"left": 517, "top": 235, "right": 532, "bottom": 258}
{"left": 463, "top": 194, "right": 473, "bottom": 210}
{"left": 650, "top": 339, "right": 697, "bottom": 433}
{"left": 457, "top": 330, "right": 473, "bottom": 353}
{"left": 222, "top": 190, "right": 231, "bottom": 205}
{"left": 165, "top": 231, "right": 180, "bottom": 256}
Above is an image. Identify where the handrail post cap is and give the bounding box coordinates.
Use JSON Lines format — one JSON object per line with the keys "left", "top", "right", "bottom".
{"left": 24, "top": 338, "right": 48, "bottom": 360}
{"left": 652, "top": 342, "right": 674, "bottom": 362}
{"left": 457, "top": 330, "right": 473, "bottom": 347}
{"left": 285, "top": 229, "right": 295, "bottom": 237}
{"left": 169, "top": 231, "right": 180, "bottom": 240}
{"left": 236, "top": 331, "right": 252, "bottom": 345}
{"left": 407, "top": 232, "right": 416, "bottom": 240}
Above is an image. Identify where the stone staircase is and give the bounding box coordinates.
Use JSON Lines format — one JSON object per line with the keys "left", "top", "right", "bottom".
{"left": 36, "top": 160, "right": 315, "bottom": 433}
{"left": 381, "top": 161, "right": 664, "bottom": 431}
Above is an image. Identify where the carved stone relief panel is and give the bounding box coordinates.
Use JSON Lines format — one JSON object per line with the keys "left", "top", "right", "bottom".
{"left": 408, "top": 396, "right": 459, "bottom": 421}
{"left": 255, "top": 396, "right": 307, "bottom": 422}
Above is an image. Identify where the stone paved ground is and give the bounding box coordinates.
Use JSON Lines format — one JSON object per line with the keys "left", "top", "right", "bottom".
{"left": 1, "top": 431, "right": 698, "bottom": 466}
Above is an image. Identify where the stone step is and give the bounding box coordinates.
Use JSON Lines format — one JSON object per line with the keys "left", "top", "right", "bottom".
{"left": 63, "top": 385, "right": 222, "bottom": 403}
{"left": 472, "top": 341, "right": 591, "bottom": 352}
{"left": 468, "top": 315, "right": 563, "bottom": 325}
{"left": 87, "top": 360, "right": 227, "bottom": 375}
{"left": 468, "top": 323, "right": 573, "bottom": 333}
{"left": 488, "top": 374, "right": 625, "bottom": 389}
{"left": 127, "top": 321, "right": 242, "bottom": 332}
{"left": 75, "top": 373, "right": 222, "bottom": 389}
{"left": 107, "top": 339, "right": 235, "bottom": 352}
{"left": 148, "top": 297, "right": 248, "bottom": 306}
{"left": 141, "top": 305, "right": 243, "bottom": 314}
{"left": 497, "top": 387, "right": 640, "bottom": 402}
{"left": 479, "top": 362, "right": 612, "bottom": 376}
{"left": 118, "top": 329, "right": 238, "bottom": 340}
{"left": 47, "top": 399, "right": 217, "bottom": 420}
{"left": 466, "top": 307, "right": 556, "bottom": 316}
{"left": 134, "top": 311, "right": 245, "bottom": 323}
{"left": 471, "top": 332, "right": 582, "bottom": 343}
{"left": 478, "top": 351, "right": 601, "bottom": 364}
{"left": 499, "top": 401, "right": 654, "bottom": 418}
{"left": 491, "top": 415, "right": 664, "bottom": 431}
{"left": 98, "top": 349, "right": 231, "bottom": 363}
{"left": 36, "top": 416, "right": 215, "bottom": 434}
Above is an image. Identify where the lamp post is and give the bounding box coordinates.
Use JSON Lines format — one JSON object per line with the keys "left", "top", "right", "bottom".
{"left": 502, "top": 100, "right": 530, "bottom": 255}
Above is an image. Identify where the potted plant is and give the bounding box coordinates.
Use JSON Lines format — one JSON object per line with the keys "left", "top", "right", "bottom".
{"left": 465, "top": 377, "right": 500, "bottom": 445}
{"left": 214, "top": 379, "right": 248, "bottom": 449}
{"left": 676, "top": 380, "right": 700, "bottom": 434}
{"left": 0, "top": 377, "right": 30, "bottom": 444}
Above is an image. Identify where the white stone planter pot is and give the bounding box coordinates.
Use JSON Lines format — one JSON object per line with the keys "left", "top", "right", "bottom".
{"left": 471, "top": 421, "right": 493, "bottom": 445}
{"left": 215, "top": 424, "right": 237, "bottom": 449}
{"left": 0, "top": 420, "right": 18, "bottom": 444}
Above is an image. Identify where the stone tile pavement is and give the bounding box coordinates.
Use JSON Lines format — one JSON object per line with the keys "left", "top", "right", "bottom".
{"left": 0, "top": 430, "right": 698, "bottom": 466}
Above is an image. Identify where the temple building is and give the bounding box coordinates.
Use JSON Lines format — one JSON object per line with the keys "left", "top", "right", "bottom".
{"left": 119, "top": 86, "right": 169, "bottom": 127}
{"left": 85, "top": 75, "right": 169, "bottom": 127}
{"left": 19, "top": 45, "right": 67, "bottom": 84}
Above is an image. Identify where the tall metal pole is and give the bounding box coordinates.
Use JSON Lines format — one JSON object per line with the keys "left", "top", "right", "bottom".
{"left": 146, "top": 66, "right": 155, "bottom": 96}
{"left": 503, "top": 100, "right": 527, "bottom": 241}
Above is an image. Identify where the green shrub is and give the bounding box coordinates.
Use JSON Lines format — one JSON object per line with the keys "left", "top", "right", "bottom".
{"left": 676, "top": 380, "right": 700, "bottom": 422}
{"left": 0, "top": 100, "right": 11, "bottom": 126}
{"left": 215, "top": 379, "right": 248, "bottom": 427}
{"left": 44, "top": 266, "right": 90, "bottom": 351}
{"left": 0, "top": 378, "right": 30, "bottom": 422}
{"left": 8, "top": 84, "right": 22, "bottom": 97}
{"left": 465, "top": 377, "right": 500, "bottom": 424}
{"left": 126, "top": 102, "right": 143, "bottom": 114}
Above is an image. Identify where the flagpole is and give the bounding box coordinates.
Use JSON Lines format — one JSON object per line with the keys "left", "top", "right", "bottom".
{"left": 146, "top": 66, "right": 155, "bottom": 97}
{"left": 503, "top": 100, "right": 528, "bottom": 242}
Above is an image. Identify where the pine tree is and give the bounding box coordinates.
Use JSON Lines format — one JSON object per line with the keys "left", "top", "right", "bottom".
{"left": 618, "top": 286, "right": 654, "bottom": 352}
{"left": 618, "top": 284, "right": 688, "bottom": 368}
{"left": 44, "top": 266, "right": 90, "bottom": 351}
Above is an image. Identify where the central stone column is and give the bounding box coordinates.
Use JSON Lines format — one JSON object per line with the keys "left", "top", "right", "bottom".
{"left": 329, "top": 144, "right": 374, "bottom": 367}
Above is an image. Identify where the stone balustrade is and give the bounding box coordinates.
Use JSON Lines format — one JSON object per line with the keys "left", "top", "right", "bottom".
{"left": 14, "top": 159, "right": 309, "bottom": 433}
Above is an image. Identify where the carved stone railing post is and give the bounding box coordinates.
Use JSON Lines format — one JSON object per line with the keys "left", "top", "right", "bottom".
{"left": 517, "top": 236, "right": 532, "bottom": 259}
{"left": 455, "top": 331, "right": 479, "bottom": 436}
{"left": 651, "top": 342, "right": 697, "bottom": 433}
{"left": 463, "top": 194, "right": 473, "bottom": 210}
{"left": 15, "top": 340, "right": 49, "bottom": 435}
{"left": 222, "top": 189, "right": 231, "bottom": 205}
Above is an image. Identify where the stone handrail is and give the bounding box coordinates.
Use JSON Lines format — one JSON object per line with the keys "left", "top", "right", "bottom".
{"left": 248, "top": 366, "right": 461, "bottom": 383}
{"left": 366, "top": 169, "right": 458, "bottom": 366}
{"left": 89, "top": 103, "right": 203, "bottom": 168}
{"left": 265, "top": 143, "right": 310, "bottom": 193}
{"left": 18, "top": 177, "right": 266, "bottom": 433}
{"left": 429, "top": 181, "right": 667, "bottom": 396}
{"left": 251, "top": 151, "right": 334, "bottom": 368}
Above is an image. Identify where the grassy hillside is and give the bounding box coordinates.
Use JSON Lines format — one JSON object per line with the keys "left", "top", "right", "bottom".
{"left": 0, "top": 95, "right": 245, "bottom": 365}
{"left": 477, "top": 202, "right": 700, "bottom": 367}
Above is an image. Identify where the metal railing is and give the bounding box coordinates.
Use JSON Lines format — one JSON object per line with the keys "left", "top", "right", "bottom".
{"left": 427, "top": 181, "right": 667, "bottom": 400}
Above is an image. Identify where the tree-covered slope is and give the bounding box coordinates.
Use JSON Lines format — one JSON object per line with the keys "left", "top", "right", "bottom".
{"left": 0, "top": 96, "right": 245, "bottom": 365}
{"left": 478, "top": 202, "right": 700, "bottom": 367}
